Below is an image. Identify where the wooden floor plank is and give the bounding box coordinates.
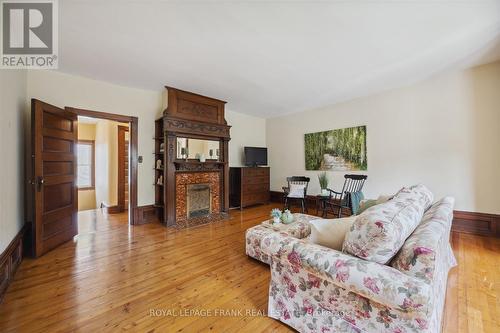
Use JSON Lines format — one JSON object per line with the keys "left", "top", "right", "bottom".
{"left": 0, "top": 205, "right": 498, "bottom": 332}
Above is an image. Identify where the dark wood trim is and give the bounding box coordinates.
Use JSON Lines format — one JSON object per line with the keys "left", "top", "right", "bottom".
{"left": 271, "top": 190, "right": 500, "bottom": 237}
{"left": 164, "top": 85, "right": 227, "bottom": 104}
{"left": 67, "top": 107, "right": 139, "bottom": 225}
{"left": 76, "top": 140, "right": 95, "bottom": 190}
{"left": 0, "top": 226, "right": 26, "bottom": 303}
{"left": 270, "top": 190, "right": 316, "bottom": 208}
{"left": 161, "top": 87, "right": 231, "bottom": 227}
{"left": 101, "top": 203, "right": 121, "bottom": 214}
{"left": 117, "top": 125, "right": 129, "bottom": 212}
{"left": 129, "top": 118, "right": 139, "bottom": 225}
{"left": 67, "top": 107, "right": 134, "bottom": 124}
{"left": 452, "top": 210, "right": 500, "bottom": 237}
{"left": 135, "top": 205, "right": 158, "bottom": 225}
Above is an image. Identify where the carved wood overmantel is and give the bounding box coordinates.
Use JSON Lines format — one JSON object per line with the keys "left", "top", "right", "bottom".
{"left": 162, "top": 86, "right": 231, "bottom": 227}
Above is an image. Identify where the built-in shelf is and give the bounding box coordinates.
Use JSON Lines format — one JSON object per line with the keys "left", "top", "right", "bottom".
{"left": 154, "top": 117, "right": 165, "bottom": 223}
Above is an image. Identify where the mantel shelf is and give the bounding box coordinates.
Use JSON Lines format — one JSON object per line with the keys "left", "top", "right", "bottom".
{"left": 174, "top": 160, "right": 225, "bottom": 165}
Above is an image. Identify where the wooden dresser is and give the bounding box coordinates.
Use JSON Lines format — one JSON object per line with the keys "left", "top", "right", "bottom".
{"left": 229, "top": 167, "right": 270, "bottom": 209}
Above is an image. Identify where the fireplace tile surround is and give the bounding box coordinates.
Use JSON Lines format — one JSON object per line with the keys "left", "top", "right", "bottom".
{"left": 175, "top": 172, "right": 221, "bottom": 222}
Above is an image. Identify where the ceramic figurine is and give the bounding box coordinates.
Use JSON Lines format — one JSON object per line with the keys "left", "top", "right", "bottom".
{"left": 281, "top": 209, "right": 294, "bottom": 224}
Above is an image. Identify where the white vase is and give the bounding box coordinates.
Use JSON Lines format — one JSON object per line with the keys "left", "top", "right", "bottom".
{"left": 273, "top": 217, "right": 281, "bottom": 224}
{"left": 321, "top": 189, "right": 328, "bottom": 196}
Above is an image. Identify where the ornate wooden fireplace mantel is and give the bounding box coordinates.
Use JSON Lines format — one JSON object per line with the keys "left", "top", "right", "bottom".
{"left": 161, "top": 86, "right": 231, "bottom": 227}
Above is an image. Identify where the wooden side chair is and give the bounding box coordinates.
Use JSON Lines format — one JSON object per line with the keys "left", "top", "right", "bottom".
{"left": 325, "top": 174, "right": 367, "bottom": 218}
{"left": 282, "top": 176, "right": 310, "bottom": 213}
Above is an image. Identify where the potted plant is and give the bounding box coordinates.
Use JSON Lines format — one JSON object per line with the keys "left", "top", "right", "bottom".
{"left": 318, "top": 172, "right": 329, "bottom": 196}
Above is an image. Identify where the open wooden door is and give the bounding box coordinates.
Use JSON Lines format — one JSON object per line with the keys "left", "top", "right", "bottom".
{"left": 117, "top": 125, "right": 129, "bottom": 212}
{"left": 31, "top": 99, "right": 78, "bottom": 257}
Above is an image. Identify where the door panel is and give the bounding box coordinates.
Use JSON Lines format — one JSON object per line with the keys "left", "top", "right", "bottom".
{"left": 32, "top": 99, "right": 78, "bottom": 257}
{"left": 117, "top": 125, "right": 129, "bottom": 212}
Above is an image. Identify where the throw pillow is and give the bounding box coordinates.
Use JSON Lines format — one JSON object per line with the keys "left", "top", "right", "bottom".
{"left": 309, "top": 217, "right": 356, "bottom": 250}
{"left": 342, "top": 184, "right": 434, "bottom": 264}
{"left": 288, "top": 184, "right": 306, "bottom": 198}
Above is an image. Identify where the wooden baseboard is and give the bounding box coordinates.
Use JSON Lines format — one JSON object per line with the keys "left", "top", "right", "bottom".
{"left": 269, "top": 190, "right": 351, "bottom": 216}
{"left": 270, "top": 191, "right": 500, "bottom": 238}
{"left": 100, "top": 203, "right": 121, "bottom": 214}
{"left": 451, "top": 210, "right": 499, "bottom": 237}
{"left": 135, "top": 205, "right": 158, "bottom": 225}
{"left": 0, "top": 226, "right": 25, "bottom": 303}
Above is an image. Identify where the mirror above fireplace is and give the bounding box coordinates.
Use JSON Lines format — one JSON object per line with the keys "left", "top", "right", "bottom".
{"left": 176, "top": 138, "right": 220, "bottom": 160}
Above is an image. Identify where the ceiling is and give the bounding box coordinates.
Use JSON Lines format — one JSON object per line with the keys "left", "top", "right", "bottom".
{"left": 59, "top": 1, "right": 500, "bottom": 118}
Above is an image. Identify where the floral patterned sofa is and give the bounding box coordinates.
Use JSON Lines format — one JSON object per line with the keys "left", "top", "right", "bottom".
{"left": 247, "top": 195, "right": 456, "bottom": 333}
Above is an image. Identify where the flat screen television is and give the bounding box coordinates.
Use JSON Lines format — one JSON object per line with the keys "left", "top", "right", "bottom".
{"left": 244, "top": 147, "right": 268, "bottom": 166}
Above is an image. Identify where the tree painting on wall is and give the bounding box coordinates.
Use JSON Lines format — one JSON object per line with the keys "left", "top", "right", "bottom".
{"left": 304, "top": 125, "right": 367, "bottom": 171}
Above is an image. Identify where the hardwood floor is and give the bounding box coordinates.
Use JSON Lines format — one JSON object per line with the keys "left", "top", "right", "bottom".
{"left": 0, "top": 205, "right": 498, "bottom": 332}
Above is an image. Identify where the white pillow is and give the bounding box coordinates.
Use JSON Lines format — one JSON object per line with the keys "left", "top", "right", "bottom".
{"left": 309, "top": 217, "right": 356, "bottom": 250}
{"left": 288, "top": 184, "right": 306, "bottom": 198}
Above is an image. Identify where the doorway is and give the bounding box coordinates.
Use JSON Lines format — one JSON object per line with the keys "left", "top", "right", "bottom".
{"left": 68, "top": 107, "right": 138, "bottom": 225}
{"left": 29, "top": 101, "right": 139, "bottom": 258}
{"left": 76, "top": 117, "right": 130, "bottom": 215}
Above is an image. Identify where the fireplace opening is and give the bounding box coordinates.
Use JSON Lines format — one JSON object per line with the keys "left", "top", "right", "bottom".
{"left": 186, "top": 184, "right": 211, "bottom": 218}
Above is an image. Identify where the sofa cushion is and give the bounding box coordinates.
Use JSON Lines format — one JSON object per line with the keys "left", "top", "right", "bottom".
{"left": 245, "top": 213, "right": 319, "bottom": 264}
{"left": 342, "top": 184, "right": 434, "bottom": 264}
{"left": 390, "top": 197, "right": 455, "bottom": 283}
{"left": 308, "top": 216, "right": 355, "bottom": 250}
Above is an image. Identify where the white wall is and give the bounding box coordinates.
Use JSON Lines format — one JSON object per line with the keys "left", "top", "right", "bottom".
{"left": 0, "top": 70, "right": 27, "bottom": 253}
{"left": 27, "top": 70, "right": 163, "bottom": 206}
{"left": 77, "top": 123, "right": 97, "bottom": 211}
{"left": 226, "top": 110, "right": 267, "bottom": 166}
{"left": 94, "top": 119, "right": 128, "bottom": 207}
{"left": 26, "top": 70, "right": 267, "bottom": 206}
{"left": 266, "top": 61, "right": 500, "bottom": 214}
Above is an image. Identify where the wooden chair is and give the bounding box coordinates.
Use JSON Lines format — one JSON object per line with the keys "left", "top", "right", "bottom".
{"left": 282, "top": 176, "right": 310, "bottom": 213}
{"left": 325, "top": 174, "right": 367, "bottom": 218}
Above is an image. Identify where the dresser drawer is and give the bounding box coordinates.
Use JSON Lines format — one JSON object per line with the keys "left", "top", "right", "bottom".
{"left": 242, "top": 182, "right": 270, "bottom": 194}
{"left": 242, "top": 192, "right": 270, "bottom": 207}
{"left": 242, "top": 175, "right": 269, "bottom": 185}
{"left": 242, "top": 167, "right": 269, "bottom": 178}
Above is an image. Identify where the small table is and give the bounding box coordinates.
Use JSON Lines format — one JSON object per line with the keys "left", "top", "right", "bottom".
{"left": 316, "top": 195, "right": 331, "bottom": 217}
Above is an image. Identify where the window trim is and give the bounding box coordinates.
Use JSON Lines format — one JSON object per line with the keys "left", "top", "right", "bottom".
{"left": 77, "top": 140, "right": 95, "bottom": 190}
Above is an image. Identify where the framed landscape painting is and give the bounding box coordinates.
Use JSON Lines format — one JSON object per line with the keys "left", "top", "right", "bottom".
{"left": 304, "top": 125, "right": 367, "bottom": 171}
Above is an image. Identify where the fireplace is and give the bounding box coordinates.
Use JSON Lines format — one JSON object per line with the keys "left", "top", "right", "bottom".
{"left": 175, "top": 171, "right": 221, "bottom": 222}
{"left": 160, "top": 86, "right": 231, "bottom": 227}
{"left": 187, "top": 184, "right": 211, "bottom": 218}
